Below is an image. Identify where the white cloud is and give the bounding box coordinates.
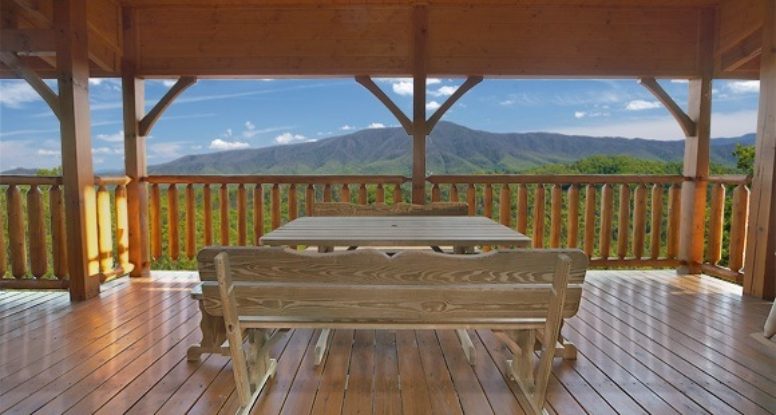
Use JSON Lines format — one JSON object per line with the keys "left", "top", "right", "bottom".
{"left": 426, "top": 101, "right": 441, "bottom": 111}
{"left": 726, "top": 80, "right": 759, "bottom": 94}
{"left": 574, "top": 111, "right": 587, "bottom": 119}
{"left": 148, "top": 142, "right": 185, "bottom": 160}
{"left": 670, "top": 79, "right": 690, "bottom": 84}
{"left": 0, "top": 81, "right": 40, "bottom": 108}
{"left": 37, "top": 149, "right": 61, "bottom": 156}
{"left": 96, "top": 130, "right": 124, "bottom": 142}
{"left": 209, "top": 138, "right": 250, "bottom": 150}
{"left": 89, "top": 79, "right": 103, "bottom": 86}
{"left": 245, "top": 121, "right": 255, "bottom": 130}
{"left": 392, "top": 80, "right": 414, "bottom": 96}
{"left": 574, "top": 111, "right": 609, "bottom": 119}
{"left": 367, "top": 122, "right": 386, "bottom": 129}
{"left": 625, "top": 100, "right": 661, "bottom": 111}
{"left": 92, "top": 147, "right": 123, "bottom": 155}
{"left": 429, "top": 85, "right": 457, "bottom": 98}
{"left": 162, "top": 80, "right": 176, "bottom": 87}
{"left": 551, "top": 109, "right": 757, "bottom": 140}
{"left": 340, "top": 125, "right": 356, "bottom": 131}
{"left": 274, "top": 132, "right": 313, "bottom": 145}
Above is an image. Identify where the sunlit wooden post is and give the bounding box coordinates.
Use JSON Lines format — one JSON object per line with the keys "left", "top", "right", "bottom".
{"left": 744, "top": 1, "right": 776, "bottom": 298}
{"left": 28, "top": 185, "right": 48, "bottom": 278}
{"left": 57, "top": 0, "right": 100, "bottom": 299}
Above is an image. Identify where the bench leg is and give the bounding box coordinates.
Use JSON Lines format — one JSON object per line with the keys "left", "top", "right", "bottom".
{"left": 314, "top": 329, "right": 332, "bottom": 366}
{"left": 456, "top": 329, "right": 476, "bottom": 365}
{"left": 533, "top": 322, "right": 577, "bottom": 360}
{"left": 188, "top": 302, "right": 227, "bottom": 361}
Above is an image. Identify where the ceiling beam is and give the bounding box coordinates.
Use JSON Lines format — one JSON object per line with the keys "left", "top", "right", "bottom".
{"left": 0, "top": 29, "right": 56, "bottom": 53}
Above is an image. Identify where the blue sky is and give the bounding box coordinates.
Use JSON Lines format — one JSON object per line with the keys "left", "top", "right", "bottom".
{"left": 0, "top": 77, "right": 761, "bottom": 171}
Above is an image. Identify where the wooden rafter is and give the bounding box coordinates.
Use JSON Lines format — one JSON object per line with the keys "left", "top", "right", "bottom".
{"left": 139, "top": 76, "right": 197, "bottom": 137}
{"left": 0, "top": 29, "right": 56, "bottom": 54}
{"left": 721, "top": 27, "right": 763, "bottom": 73}
{"left": 638, "top": 77, "right": 696, "bottom": 137}
{"left": 354, "top": 75, "right": 412, "bottom": 135}
{"left": 0, "top": 51, "right": 60, "bottom": 119}
{"left": 425, "top": 76, "right": 483, "bottom": 134}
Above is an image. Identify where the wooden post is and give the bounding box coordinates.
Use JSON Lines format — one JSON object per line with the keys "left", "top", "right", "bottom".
{"left": 678, "top": 10, "right": 714, "bottom": 274}
{"left": 56, "top": 0, "right": 100, "bottom": 300}
{"left": 122, "top": 9, "right": 150, "bottom": 278}
{"left": 411, "top": 5, "right": 428, "bottom": 205}
{"left": 744, "top": 0, "right": 776, "bottom": 298}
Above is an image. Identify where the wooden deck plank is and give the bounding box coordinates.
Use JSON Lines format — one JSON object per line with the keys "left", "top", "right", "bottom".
{"left": 0, "top": 270, "right": 773, "bottom": 415}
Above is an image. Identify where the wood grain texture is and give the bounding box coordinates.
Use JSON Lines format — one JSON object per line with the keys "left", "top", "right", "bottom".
{"left": 27, "top": 185, "right": 47, "bottom": 278}
{"left": 7, "top": 185, "right": 26, "bottom": 278}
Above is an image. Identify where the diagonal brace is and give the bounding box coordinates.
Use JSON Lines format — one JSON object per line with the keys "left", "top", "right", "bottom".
{"left": 139, "top": 76, "right": 197, "bottom": 137}
{"left": 639, "top": 77, "right": 696, "bottom": 137}
{"left": 426, "top": 76, "right": 483, "bottom": 134}
{"left": 0, "top": 51, "right": 60, "bottom": 119}
{"left": 355, "top": 75, "right": 413, "bottom": 135}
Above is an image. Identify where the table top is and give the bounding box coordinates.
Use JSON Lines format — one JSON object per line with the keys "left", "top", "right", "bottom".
{"left": 260, "top": 216, "right": 531, "bottom": 247}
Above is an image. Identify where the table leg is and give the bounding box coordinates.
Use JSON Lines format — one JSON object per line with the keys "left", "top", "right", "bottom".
{"left": 456, "top": 329, "right": 477, "bottom": 365}
{"left": 314, "top": 328, "right": 332, "bottom": 366}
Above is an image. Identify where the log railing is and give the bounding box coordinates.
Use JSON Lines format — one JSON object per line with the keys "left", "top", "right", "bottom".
{"left": 701, "top": 175, "right": 751, "bottom": 283}
{"left": 0, "top": 175, "right": 132, "bottom": 288}
{"left": 427, "top": 175, "right": 687, "bottom": 268}
{"left": 144, "top": 175, "right": 409, "bottom": 264}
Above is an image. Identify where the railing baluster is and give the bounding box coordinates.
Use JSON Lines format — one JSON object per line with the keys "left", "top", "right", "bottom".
{"left": 28, "top": 185, "right": 47, "bottom": 278}
{"left": 728, "top": 183, "right": 749, "bottom": 274}
{"left": 467, "top": 184, "right": 476, "bottom": 215}
{"left": 167, "top": 184, "right": 179, "bottom": 260}
{"left": 449, "top": 184, "right": 458, "bottom": 202}
{"left": 203, "top": 184, "right": 213, "bottom": 246}
{"left": 599, "top": 184, "right": 614, "bottom": 260}
{"left": 706, "top": 183, "right": 725, "bottom": 265}
{"left": 185, "top": 184, "right": 196, "bottom": 259}
{"left": 550, "top": 184, "right": 562, "bottom": 248}
{"left": 567, "top": 184, "right": 579, "bottom": 248}
{"left": 376, "top": 183, "right": 385, "bottom": 203}
{"left": 341, "top": 184, "right": 350, "bottom": 203}
{"left": 617, "top": 184, "right": 630, "bottom": 259}
{"left": 288, "top": 184, "right": 298, "bottom": 221}
{"left": 632, "top": 184, "right": 647, "bottom": 260}
{"left": 431, "top": 183, "right": 441, "bottom": 202}
{"left": 220, "top": 183, "right": 230, "bottom": 245}
{"left": 50, "top": 185, "right": 67, "bottom": 279}
{"left": 271, "top": 184, "right": 281, "bottom": 229}
{"left": 484, "top": 184, "right": 493, "bottom": 219}
{"left": 238, "top": 184, "right": 247, "bottom": 245}
{"left": 150, "top": 183, "right": 161, "bottom": 259}
{"left": 115, "top": 184, "right": 130, "bottom": 271}
{"left": 323, "top": 184, "right": 332, "bottom": 202}
{"left": 650, "top": 184, "right": 663, "bottom": 260}
{"left": 499, "top": 184, "right": 511, "bottom": 228}
{"left": 0, "top": 202, "right": 5, "bottom": 278}
{"left": 516, "top": 184, "right": 528, "bottom": 234}
{"left": 359, "top": 183, "right": 367, "bottom": 205}
{"left": 583, "top": 185, "right": 596, "bottom": 257}
{"left": 393, "top": 183, "right": 403, "bottom": 204}
{"left": 254, "top": 184, "right": 264, "bottom": 244}
{"left": 532, "top": 185, "right": 545, "bottom": 248}
{"left": 667, "top": 183, "right": 681, "bottom": 259}
{"left": 7, "top": 185, "right": 26, "bottom": 278}
{"left": 305, "top": 184, "right": 314, "bottom": 216}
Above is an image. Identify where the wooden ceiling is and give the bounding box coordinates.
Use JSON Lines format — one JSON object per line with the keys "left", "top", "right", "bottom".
{"left": 0, "top": 0, "right": 764, "bottom": 79}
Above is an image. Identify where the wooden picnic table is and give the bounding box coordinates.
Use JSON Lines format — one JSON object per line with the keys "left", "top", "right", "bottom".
{"left": 260, "top": 215, "right": 532, "bottom": 365}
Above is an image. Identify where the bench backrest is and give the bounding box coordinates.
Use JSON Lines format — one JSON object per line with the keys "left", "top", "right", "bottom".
{"left": 198, "top": 247, "right": 587, "bottom": 325}
{"left": 312, "top": 202, "right": 468, "bottom": 216}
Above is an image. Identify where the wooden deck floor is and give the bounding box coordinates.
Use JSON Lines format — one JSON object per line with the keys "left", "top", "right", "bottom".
{"left": 0, "top": 270, "right": 774, "bottom": 414}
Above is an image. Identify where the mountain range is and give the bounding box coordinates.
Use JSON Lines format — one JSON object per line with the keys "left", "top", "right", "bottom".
{"left": 148, "top": 122, "right": 755, "bottom": 175}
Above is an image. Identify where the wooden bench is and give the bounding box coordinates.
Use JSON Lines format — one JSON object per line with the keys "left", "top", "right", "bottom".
{"left": 194, "top": 246, "right": 588, "bottom": 415}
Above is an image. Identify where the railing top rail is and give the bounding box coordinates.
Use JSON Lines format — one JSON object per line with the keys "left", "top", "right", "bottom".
{"left": 707, "top": 175, "right": 751, "bottom": 185}
{"left": 0, "top": 175, "right": 63, "bottom": 186}
{"left": 146, "top": 174, "right": 410, "bottom": 185}
{"left": 95, "top": 176, "right": 132, "bottom": 186}
{"left": 426, "top": 174, "right": 685, "bottom": 185}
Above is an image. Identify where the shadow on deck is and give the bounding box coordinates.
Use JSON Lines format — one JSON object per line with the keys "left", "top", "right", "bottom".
{"left": 0, "top": 270, "right": 774, "bottom": 414}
